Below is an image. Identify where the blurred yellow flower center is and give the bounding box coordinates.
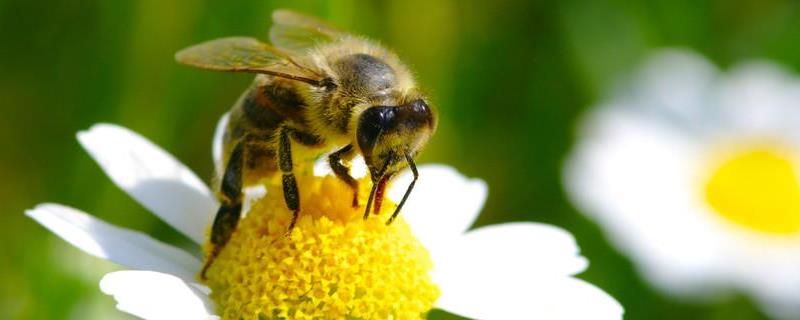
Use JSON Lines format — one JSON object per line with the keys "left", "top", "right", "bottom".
{"left": 705, "top": 147, "right": 800, "bottom": 234}
{"left": 202, "top": 173, "right": 439, "bottom": 320}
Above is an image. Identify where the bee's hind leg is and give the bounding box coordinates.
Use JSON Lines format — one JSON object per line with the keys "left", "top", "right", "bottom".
{"left": 329, "top": 144, "right": 359, "bottom": 207}
{"left": 201, "top": 142, "right": 245, "bottom": 280}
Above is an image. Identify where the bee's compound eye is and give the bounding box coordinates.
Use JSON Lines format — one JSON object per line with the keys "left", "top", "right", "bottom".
{"left": 357, "top": 106, "right": 397, "bottom": 154}
{"left": 410, "top": 99, "right": 429, "bottom": 114}
{"left": 400, "top": 99, "right": 434, "bottom": 130}
{"left": 374, "top": 108, "right": 396, "bottom": 127}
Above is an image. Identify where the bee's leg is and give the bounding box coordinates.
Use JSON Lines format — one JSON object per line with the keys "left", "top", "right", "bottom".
{"left": 329, "top": 144, "right": 359, "bottom": 207}
{"left": 201, "top": 142, "right": 245, "bottom": 280}
{"left": 279, "top": 127, "right": 300, "bottom": 234}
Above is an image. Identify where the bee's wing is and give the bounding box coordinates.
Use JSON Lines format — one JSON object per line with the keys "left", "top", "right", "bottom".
{"left": 269, "top": 9, "right": 346, "bottom": 52}
{"left": 175, "top": 37, "right": 323, "bottom": 85}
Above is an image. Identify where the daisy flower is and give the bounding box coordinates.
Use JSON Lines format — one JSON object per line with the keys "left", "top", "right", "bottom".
{"left": 565, "top": 49, "right": 800, "bottom": 319}
{"left": 28, "top": 117, "right": 622, "bottom": 319}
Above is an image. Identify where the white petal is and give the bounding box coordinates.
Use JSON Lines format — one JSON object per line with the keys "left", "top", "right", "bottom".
{"left": 100, "top": 270, "right": 218, "bottom": 320}
{"left": 387, "top": 164, "right": 487, "bottom": 246}
{"left": 433, "top": 223, "right": 618, "bottom": 319}
{"left": 437, "top": 270, "right": 622, "bottom": 320}
{"left": 431, "top": 223, "right": 588, "bottom": 279}
{"left": 241, "top": 185, "right": 267, "bottom": 218}
{"left": 212, "top": 113, "right": 229, "bottom": 177}
{"left": 77, "top": 124, "right": 216, "bottom": 244}
{"left": 715, "top": 62, "right": 800, "bottom": 139}
{"left": 630, "top": 49, "right": 718, "bottom": 127}
{"left": 27, "top": 203, "right": 201, "bottom": 280}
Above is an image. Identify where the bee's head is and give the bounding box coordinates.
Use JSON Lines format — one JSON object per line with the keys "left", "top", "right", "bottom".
{"left": 327, "top": 51, "right": 436, "bottom": 178}
{"left": 356, "top": 99, "right": 436, "bottom": 180}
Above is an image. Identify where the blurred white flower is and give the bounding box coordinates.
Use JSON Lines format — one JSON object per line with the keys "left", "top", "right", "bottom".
{"left": 565, "top": 49, "right": 800, "bottom": 319}
{"left": 28, "top": 121, "right": 622, "bottom": 319}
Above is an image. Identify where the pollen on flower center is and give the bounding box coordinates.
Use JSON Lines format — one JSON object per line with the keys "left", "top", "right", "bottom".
{"left": 202, "top": 172, "right": 439, "bottom": 320}
{"left": 705, "top": 146, "right": 800, "bottom": 235}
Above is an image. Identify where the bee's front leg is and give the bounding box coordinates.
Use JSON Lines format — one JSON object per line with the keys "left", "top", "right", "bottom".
{"left": 329, "top": 144, "right": 359, "bottom": 207}
{"left": 201, "top": 142, "right": 245, "bottom": 280}
{"left": 279, "top": 127, "right": 300, "bottom": 234}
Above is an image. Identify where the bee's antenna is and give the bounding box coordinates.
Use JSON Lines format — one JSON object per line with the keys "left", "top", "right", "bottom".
{"left": 386, "top": 154, "right": 418, "bottom": 225}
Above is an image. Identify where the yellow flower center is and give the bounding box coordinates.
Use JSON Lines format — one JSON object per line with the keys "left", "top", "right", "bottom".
{"left": 202, "top": 172, "right": 439, "bottom": 319}
{"left": 705, "top": 146, "right": 800, "bottom": 235}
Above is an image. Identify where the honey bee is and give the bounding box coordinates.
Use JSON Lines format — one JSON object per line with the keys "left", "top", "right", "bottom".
{"left": 176, "top": 10, "right": 436, "bottom": 278}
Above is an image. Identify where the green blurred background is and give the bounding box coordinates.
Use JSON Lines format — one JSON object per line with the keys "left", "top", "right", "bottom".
{"left": 2, "top": 0, "right": 799, "bottom": 319}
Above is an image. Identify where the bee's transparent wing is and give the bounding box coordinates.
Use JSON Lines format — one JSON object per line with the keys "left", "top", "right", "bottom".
{"left": 269, "top": 9, "right": 345, "bottom": 52}
{"left": 175, "top": 37, "right": 322, "bottom": 85}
